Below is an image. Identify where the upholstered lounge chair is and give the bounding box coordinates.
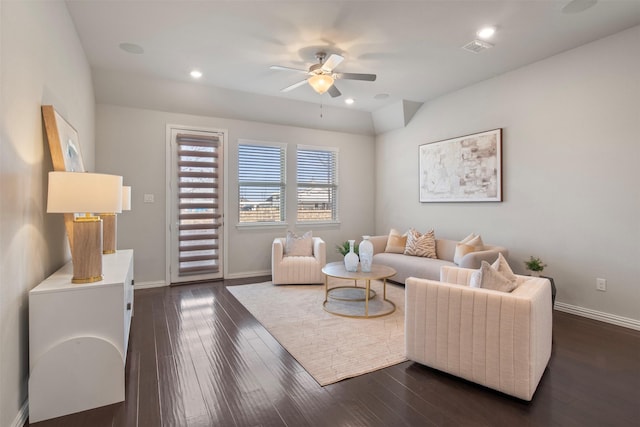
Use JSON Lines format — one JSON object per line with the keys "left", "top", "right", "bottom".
{"left": 271, "top": 236, "right": 326, "bottom": 284}
{"left": 405, "top": 266, "right": 553, "bottom": 401}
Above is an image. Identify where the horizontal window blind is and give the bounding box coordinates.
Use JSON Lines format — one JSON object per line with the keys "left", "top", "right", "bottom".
{"left": 238, "top": 142, "right": 286, "bottom": 223}
{"left": 297, "top": 146, "right": 338, "bottom": 222}
{"left": 177, "top": 133, "right": 220, "bottom": 276}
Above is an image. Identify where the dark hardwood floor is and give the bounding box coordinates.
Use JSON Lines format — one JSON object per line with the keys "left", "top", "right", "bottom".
{"left": 28, "top": 276, "right": 640, "bottom": 427}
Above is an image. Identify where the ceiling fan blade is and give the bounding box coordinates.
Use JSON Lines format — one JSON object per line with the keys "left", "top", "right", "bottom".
{"left": 328, "top": 85, "right": 341, "bottom": 98}
{"left": 334, "top": 72, "right": 377, "bottom": 81}
{"left": 270, "top": 65, "right": 309, "bottom": 74}
{"left": 321, "top": 54, "right": 344, "bottom": 73}
{"left": 281, "top": 79, "right": 308, "bottom": 92}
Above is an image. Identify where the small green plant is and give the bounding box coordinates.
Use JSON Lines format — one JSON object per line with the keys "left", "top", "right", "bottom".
{"left": 336, "top": 241, "right": 359, "bottom": 256}
{"left": 524, "top": 256, "right": 547, "bottom": 272}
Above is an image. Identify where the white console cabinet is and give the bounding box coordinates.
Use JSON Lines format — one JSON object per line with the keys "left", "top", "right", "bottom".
{"left": 29, "top": 249, "right": 134, "bottom": 423}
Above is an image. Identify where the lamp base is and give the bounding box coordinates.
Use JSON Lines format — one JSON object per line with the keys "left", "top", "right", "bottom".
{"left": 71, "top": 216, "right": 103, "bottom": 284}
{"left": 100, "top": 213, "right": 117, "bottom": 254}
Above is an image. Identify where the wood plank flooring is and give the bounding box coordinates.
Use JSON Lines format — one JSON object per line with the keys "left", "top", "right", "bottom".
{"left": 27, "top": 276, "right": 640, "bottom": 427}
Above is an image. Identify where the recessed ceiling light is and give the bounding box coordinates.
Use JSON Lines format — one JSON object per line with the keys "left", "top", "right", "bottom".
{"left": 190, "top": 70, "right": 203, "bottom": 79}
{"left": 477, "top": 27, "right": 496, "bottom": 40}
{"left": 345, "top": 98, "right": 355, "bottom": 105}
{"left": 119, "top": 42, "right": 144, "bottom": 54}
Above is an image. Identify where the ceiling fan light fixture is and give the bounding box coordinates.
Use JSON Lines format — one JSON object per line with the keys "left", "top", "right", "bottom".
{"left": 308, "top": 74, "right": 334, "bottom": 94}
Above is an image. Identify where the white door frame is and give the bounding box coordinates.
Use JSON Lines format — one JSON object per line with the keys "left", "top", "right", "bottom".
{"left": 165, "top": 124, "right": 228, "bottom": 285}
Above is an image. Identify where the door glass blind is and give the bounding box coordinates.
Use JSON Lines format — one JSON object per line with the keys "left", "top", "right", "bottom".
{"left": 176, "top": 133, "right": 220, "bottom": 276}
{"left": 238, "top": 142, "right": 286, "bottom": 223}
{"left": 297, "top": 146, "right": 338, "bottom": 222}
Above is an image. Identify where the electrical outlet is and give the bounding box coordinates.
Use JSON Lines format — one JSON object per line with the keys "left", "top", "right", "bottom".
{"left": 143, "top": 193, "right": 155, "bottom": 203}
{"left": 596, "top": 278, "right": 607, "bottom": 292}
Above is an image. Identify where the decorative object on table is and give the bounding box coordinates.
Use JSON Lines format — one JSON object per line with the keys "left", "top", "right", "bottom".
{"left": 419, "top": 128, "right": 502, "bottom": 202}
{"left": 47, "top": 171, "right": 123, "bottom": 283}
{"left": 524, "top": 256, "right": 547, "bottom": 277}
{"left": 358, "top": 236, "right": 374, "bottom": 272}
{"left": 336, "top": 240, "right": 359, "bottom": 256}
{"left": 100, "top": 185, "right": 131, "bottom": 254}
{"left": 343, "top": 240, "right": 359, "bottom": 272}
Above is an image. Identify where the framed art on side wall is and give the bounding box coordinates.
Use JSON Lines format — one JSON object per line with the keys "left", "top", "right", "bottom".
{"left": 42, "top": 105, "right": 86, "bottom": 251}
{"left": 42, "top": 105, "right": 85, "bottom": 173}
{"left": 419, "top": 128, "right": 502, "bottom": 202}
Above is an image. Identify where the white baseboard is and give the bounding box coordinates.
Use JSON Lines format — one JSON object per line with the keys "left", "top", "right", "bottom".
{"left": 555, "top": 302, "right": 640, "bottom": 331}
{"left": 224, "top": 270, "right": 271, "bottom": 280}
{"left": 134, "top": 280, "right": 167, "bottom": 289}
{"left": 12, "top": 399, "right": 28, "bottom": 427}
{"left": 134, "top": 272, "right": 271, "bottom": 289}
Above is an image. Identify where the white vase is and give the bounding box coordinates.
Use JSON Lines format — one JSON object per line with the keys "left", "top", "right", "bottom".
{"left": 344, "top": 239, "right": 359, "bottom": 272}
{"left": 359, "top": 235, "right": 373, "bottom": 273}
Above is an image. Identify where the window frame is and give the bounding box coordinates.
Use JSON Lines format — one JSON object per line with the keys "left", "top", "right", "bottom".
{"left": 296, "top": 144, "right": 339, "bottom": 225}
{"left": 237, "top": 139, "right": 287, "bottom": 227}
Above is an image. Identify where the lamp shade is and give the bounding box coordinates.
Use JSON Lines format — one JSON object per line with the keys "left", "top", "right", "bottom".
{"left": 121, "top": 186, "right": 131, "bottom": 211}
{"left": 47, "top": 172, "right": 123, "bottom": 214}
{"left": 308, "top": 74, "right": 334, "bottom": 94}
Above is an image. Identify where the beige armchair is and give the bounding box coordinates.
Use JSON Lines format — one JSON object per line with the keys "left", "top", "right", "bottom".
{"left": 405, "top": 266, "right": 553, "bottom": 401}
{"left": 271, "top": 237, "right": 326, "bottom": 285}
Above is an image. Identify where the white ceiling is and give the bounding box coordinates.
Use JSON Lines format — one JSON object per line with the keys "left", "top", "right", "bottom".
{"left": 66, "top": 0, "right": 640, "bottom": 113}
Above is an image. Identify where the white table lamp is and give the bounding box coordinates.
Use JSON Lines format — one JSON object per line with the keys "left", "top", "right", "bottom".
{"left": 101, "top": 185, "right": 131, "bottom": 254}
{"left": 47, "top": 171, "right": 122, "bottom": 283}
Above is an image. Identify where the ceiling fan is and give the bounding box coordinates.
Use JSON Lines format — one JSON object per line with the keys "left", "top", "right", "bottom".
{"left": 270, "top": 52, "right": 376, "bottom": 98}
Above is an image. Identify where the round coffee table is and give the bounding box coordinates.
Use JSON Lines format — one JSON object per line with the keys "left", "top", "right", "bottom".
{"left": 321, "top": 262, "right": 397, "bottom": 318}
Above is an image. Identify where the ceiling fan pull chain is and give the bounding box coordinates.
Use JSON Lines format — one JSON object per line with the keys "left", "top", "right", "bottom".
{"left": 320, "top": 102, "right": 323, "bottom": 119}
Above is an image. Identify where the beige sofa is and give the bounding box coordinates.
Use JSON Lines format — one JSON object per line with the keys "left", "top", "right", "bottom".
{"left": 405, "top": 266, "right": 553, "bottom": 400}
{"left": 369, "top": 235, "right": 508, "bottom": 284}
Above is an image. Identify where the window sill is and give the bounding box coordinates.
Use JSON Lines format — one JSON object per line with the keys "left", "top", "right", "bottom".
{"left": 236, "top": 222, "right": 289, "bottom": 230}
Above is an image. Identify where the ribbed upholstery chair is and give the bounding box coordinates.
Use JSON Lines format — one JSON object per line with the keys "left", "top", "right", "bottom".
{"left": 405, "top": 266, "right": 553, "bottom": 401}
{"left": 271, "top": 237, "right": 326, "bottom": 284}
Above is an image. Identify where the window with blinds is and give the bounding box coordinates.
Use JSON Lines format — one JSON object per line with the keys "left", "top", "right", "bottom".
{"left": 238, "top": 141, "right": 286, "bottom": 224}
{"left": 297, "top": 145, "right": 338, "bottom": 222}
{"left": 176, "top": 133, "right": 221, "bottom": 276}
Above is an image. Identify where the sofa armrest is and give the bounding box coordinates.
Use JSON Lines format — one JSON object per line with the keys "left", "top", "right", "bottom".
{"left": 312, "top": 237, "right": 326, "bottom": 266}
{"left": 405, "top": 275, "right": 552, "bottom": 400}
{"left": 458, "top": 247, "right": 508, "bottom": 269}
{"left": 272, "top": 238, "right": 285, "bottom": 264}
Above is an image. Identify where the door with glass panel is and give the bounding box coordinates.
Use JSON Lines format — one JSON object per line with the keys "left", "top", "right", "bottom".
{"left": 169, "top": 127, "right": 225, "bottom": 284}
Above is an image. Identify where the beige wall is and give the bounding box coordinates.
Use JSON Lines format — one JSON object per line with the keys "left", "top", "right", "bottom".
{"left": 0, "top": 1, "right": 95, "bottom": 426}
{"left": 95, "top": 104, "right": 375, "bottom": 285}
{"left": 375, "top": 26, "right": 640, "bottom": 322}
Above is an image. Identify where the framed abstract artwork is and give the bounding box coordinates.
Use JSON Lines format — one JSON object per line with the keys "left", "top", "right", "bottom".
{"left": 42, "top": 105, "right": 86, "bottom": 250}
{"left": 419, "top": 128, "right": 502, "bottom": 202}
{"left": 42, "top": 105, "right": 85, "bottom": 173}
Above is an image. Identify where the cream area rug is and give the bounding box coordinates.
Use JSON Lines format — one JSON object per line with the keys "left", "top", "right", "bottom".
{"left": 227, "top": 279, "right": 407, "bottom": 386}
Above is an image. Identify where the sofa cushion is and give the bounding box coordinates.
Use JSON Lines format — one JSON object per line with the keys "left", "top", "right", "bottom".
{"left": 492, "top": 253, "right": 516, "bottom": 282}
{"left": 284, "top": 230, "right": 313, "bottom": 256}
{"left": 471, "top": 260, "right": 517, "bottom": 292}
{"left": 384, "top": 228, "right": 407, "bottom": 254}
{"left": 404, "top": 228, "right": 437, "bottom": 258}
{"left": 454, "top": 233, "right": 485, "bottom": 265}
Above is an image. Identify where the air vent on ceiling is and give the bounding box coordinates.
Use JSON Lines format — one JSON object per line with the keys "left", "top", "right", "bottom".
{"left": 462, "top": 39, "right": 494, "bottom": 54}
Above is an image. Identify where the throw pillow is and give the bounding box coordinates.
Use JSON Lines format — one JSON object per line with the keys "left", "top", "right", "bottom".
{"left": 384, "top": 228, "right": 408, "bottom": 254}
{"left": 453, "top": 233, "right": 485, "bottom": 265}
{"left": 404, "top": 228, "right": 437, "bottom": 258}
{"left": 284, "top": 230, "right": 313, "bottom": 257}
{"left": 471, "top": 261, "right": 518, "bottom": 292}
{"left": 491, "top": 253, "right": 517, "bottom": 282}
